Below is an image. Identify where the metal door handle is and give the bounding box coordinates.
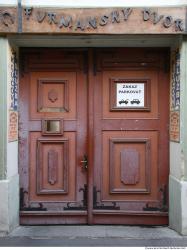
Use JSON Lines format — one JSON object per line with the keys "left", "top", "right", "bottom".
{"left": 80, "top": 155, "right": 88, "bottom": 170}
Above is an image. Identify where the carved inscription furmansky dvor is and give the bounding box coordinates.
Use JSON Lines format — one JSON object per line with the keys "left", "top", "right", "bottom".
{"left": 22, "top": 7, "right": 185, "bottom": 33}
{"left": 0, "top": 7, "right": 186, "bottom": 34}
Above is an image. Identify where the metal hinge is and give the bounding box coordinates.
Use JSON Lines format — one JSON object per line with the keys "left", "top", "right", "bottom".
{"left": 20, "top": 188, "right": 47, "bottom": 211}
{"left": 21, "top": 203, "right": 47, "bottom": 211}
{"left": 93, "top": 186, "right": 120, "bottom": 210}
{"left": 143, "top": 185, "right": 168, "bottom": 212}
{"left": 63, "top": 184, "right": 87, "bottom": 210}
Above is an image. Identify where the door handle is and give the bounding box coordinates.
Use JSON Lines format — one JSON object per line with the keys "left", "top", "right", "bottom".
{"left": 80, "top": 155, "right": 88, "bottom": 170}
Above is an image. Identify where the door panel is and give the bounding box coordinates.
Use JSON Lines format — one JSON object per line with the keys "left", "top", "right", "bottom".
{"left": 30, "top": 72, "right": 77, "bottom": 119}
{"left": 102, "top": 131, "right": 157, "bottom": 200}
{"left": 103, "top": 71, "right": 158, "bottom": 119}
{"left": 19, "top": 49, "right": 88, "bottom": 224}
{"left": 30, "top": 133, "right": 75, "bottom": 202}
{"left": 92, "top": 48, "right": 169, "bottom": 225}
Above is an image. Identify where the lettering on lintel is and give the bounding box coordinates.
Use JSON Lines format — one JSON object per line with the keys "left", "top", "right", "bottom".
{"left": 142, "top": 8, "right": 184, "bottom": 31}
{"left": 0, "top": 10, "right": 15, "bottom": 27}
{"left": 0, "top": 7, "right": 185, "bottom": 32}
{"left": 30, "top": 7, "right": 184, "bottom": 32}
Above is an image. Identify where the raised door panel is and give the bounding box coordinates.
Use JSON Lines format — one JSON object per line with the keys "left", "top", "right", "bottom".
{"left": 103, "top": 71, "right": 159, "bottom": 119}
{"left": 37, "top": 138, "right": 68, "bottom": 194}
{"left": 102, "top": 131, "right": 158, "bottom": 205}
{"left": 30, "top": 72, "right": 76, "bottom": 119}
{"left": 109, "top": 137, "right": 151, "bottom": 193}
{"left": 29, "top": 133, "right": 76, "bottom": 205}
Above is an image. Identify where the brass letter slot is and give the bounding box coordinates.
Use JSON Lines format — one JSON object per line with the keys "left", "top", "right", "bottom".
{"left": 42, "top": 119, "right": 63, "bottom": 135}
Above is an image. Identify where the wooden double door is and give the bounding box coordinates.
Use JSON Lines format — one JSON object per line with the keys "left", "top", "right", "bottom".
{"left": 19, "top": 48, "right": 169, "bottom": 225}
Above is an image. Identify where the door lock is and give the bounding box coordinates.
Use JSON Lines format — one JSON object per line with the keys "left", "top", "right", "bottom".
{"left": 80, "top": 155, "right": 88, "bottom": 170}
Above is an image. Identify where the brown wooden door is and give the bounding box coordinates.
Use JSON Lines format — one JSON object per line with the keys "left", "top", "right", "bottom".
{"left": 19, "top": 48, "right": 169, "bottom": 225}
{"left": 19, "top": 49, "right": 88, "bottom": 224}
{"left": 91, "top": 48, "right": 169, "bottom": 225}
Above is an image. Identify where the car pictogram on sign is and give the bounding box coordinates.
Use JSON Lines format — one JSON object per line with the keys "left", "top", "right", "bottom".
{"left": 130, "top": 99, "right": 140, "bottom": 104}
{"left": 119, "top": 99, "right": 129, "bottom": 105}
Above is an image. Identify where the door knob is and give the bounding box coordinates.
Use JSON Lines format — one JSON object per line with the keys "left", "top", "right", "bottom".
{"left": 80, "top": 155, "right": 88, "bottom": 170}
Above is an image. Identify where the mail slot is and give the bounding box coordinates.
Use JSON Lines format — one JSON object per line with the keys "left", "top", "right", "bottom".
{"left": 42, "top": 119, "right": 63, "bottom": 135}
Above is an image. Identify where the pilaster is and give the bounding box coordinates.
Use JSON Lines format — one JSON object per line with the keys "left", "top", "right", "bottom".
{"left": 0, "top": 38, "right": 8, "bottom": 180}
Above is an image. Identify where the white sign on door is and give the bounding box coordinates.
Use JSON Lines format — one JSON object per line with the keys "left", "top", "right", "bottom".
{"left": 116, "top": 83, "right": 144, "bottom": 108}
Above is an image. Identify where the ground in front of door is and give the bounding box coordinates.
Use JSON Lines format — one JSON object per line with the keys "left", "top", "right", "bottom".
{"left": 0, "top": 226, "right": 187, "bottom": 247}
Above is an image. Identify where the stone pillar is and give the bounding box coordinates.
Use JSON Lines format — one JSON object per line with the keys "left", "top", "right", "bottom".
{"left": 169, "top": 36, "right": 187, "bottom": 235}
{"left": 0, "top": 38, "right": 7, "bottom": 180}
{"left": 0, "top": 37, "right": 19, "bottom": 234}
{"left": 180, "top": 36, "right": 187, "bottom": 235}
